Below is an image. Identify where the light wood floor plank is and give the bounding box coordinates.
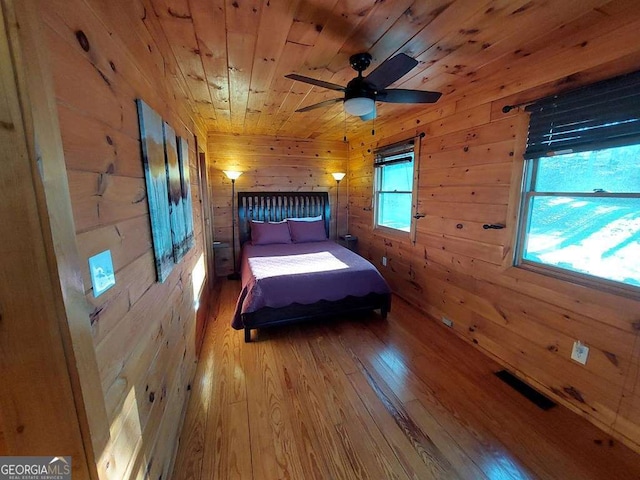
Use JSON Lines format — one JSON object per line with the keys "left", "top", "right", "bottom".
{"left": 199, "top": 300, "right": 251, "bottom": 480}
{"left": 321, "top": 321, "right": 461, "bottom": 479}
{"left": 403, "top": 399, "right": 493, "bottom": 480}
{"left": 240, "top": 337, "right": 280, "bottom": 478}
{"left": 345, "top": 368, "right": 460, "bottom": 480}
{"left": 362, "top": 312, "right": 572, "bottom": 479}
{"left": 337, "top": 319, "right": 532, "bottom": 479}
{"left": 267, "top": 333, "right": 334, "bottom": 479}
{"left": 246, "top": 334, "right": 311, "bottom": 479}
{"left": 172, "top": 280, "right": 640, "bottom": 480}
{"left": 272, "top": 331, "right": 359, "bottom": 480}
{"left": 365, "top": 296, "right": 640, "bottom": 480}
{"left": 305, "top": 330, "right": 410, "bottom": 479}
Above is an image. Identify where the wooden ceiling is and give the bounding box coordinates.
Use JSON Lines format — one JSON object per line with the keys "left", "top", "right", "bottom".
{"left": 148, "top": 0, "right": 639, "bottom": 140}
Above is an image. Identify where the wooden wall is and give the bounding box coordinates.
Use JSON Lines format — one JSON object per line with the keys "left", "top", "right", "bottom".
{"left": 35, "top": 0, "right": 210, "bottom": 478}
{"left": 347, "top": 42, "right": 640, "bottom": 452}
{"left": 0, "top": 2, "right": 90, "bottom": 476}
{"left": 207, "top": 133, "right": 349, "bottom": 276}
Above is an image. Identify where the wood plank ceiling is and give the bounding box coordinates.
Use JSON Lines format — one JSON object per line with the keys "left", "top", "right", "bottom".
{"left": 148, "top": 0, "right": 626, "bottom": 140}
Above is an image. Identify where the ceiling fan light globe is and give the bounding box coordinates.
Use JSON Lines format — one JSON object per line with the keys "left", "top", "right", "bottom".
{"left": 344, "top": 97, "right": 375, "bottom": 116}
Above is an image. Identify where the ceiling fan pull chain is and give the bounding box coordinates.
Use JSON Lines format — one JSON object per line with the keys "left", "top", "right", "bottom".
{"left": 372, "top": 112, "right": 376, "bottom": 136}
{"left": 343, "top": 108, "right": 347, "bottom": 143}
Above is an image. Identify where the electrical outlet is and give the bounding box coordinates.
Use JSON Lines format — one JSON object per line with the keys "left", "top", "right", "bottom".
{"left": 442, "top": 317, "right": 453, "bottom": 328}
{"left": 382, "top": 256, "right": 387, "bottom": 266}
{"left": 571, "top": 341, "right": 589, "bottom": 365}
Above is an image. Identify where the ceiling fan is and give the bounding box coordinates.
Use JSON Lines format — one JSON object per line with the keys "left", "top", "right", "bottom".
{"left": 285, "top": 52, "right": 442, "bottom": 120}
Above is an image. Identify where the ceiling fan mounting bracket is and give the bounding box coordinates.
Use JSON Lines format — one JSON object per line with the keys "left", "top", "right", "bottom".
{"left": 349, "top": 52, "right": 372, "bottom": 74}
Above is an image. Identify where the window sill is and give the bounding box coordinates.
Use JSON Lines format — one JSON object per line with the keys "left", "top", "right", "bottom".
{"left": 514, "top": 260, "right": 640, "bottom": 301}
{"left": 373, "top": 225, "right": 411, "bottom": 242}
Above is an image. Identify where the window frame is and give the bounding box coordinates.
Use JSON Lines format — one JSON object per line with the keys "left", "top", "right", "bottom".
{"left": 513, "top": 70, "right": 640, "bottom": 297}
{"left": 373, "top": 141, "right": 418, "bottom": 237}
{"left": 515, "top": 149, "right": 640, "bottom": 298}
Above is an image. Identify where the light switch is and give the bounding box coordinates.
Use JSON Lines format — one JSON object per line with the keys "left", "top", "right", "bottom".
{"left": 89, "top": 250, "right": 116, "bottom": 297}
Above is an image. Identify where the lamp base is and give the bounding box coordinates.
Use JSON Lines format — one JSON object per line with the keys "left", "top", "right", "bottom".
{"left": 227, "top": 272, "right": 241, "bottom": 281}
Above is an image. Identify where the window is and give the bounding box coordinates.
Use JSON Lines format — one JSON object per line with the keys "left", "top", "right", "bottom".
{"left": 374, "top": 140, "right": 416, "bottom": 232}
{"left": 516, "top": 71, "right": 640, "bottom": 293}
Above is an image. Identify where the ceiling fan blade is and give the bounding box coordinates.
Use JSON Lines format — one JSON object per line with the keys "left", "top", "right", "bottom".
{"left": 365, "top": 53, "right": 418, "bottom": 89}
{"left": 359, "top": 103, "right": 376, "bottom": 121}
{"left": 285, "top": 74, "right": 345, "bottom": 92}
{"left": 377, "top": 89, "right": 442, "bottom": 104}
{"left": 296, "top": 98, "right": 343, "bottom": 113}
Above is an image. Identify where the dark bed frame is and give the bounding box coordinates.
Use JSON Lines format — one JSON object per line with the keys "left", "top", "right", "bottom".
{"left": 237, "top": 191, "right": 391, "bottom": 342}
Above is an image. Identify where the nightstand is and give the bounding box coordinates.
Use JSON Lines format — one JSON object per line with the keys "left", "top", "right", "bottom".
{"left": 339, "top": 234, "right": 358, "bottom": 252}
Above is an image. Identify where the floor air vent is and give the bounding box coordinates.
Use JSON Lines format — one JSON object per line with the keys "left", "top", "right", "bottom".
{"left": 495, "top": 370, "right": 556, "bottom": 410}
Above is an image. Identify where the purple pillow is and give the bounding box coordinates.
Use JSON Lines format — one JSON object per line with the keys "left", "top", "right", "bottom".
{"left": 251, "top": 221, "right": 292, "bottom": 245}
{"left": 288, "top": 219, "right": 327, "bottom": 243}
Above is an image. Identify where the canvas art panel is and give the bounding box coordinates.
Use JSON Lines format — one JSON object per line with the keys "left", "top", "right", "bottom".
{"left": 163, "top": 121, "right": 188, "bottom": 262}
{"left": 136, "top": 99, "right": 174, "bottom": 282}
{"left": 178, "top": 136, "right": 195, "bottom": 252}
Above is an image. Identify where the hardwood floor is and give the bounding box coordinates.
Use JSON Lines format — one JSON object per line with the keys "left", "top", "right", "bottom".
{"left": 172, "top": 280, "right": 640, "bottom": 480}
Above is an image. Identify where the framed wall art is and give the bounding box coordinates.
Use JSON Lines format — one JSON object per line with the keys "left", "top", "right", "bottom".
{"left": 178, "top": 136, "right": 195, "bottom": 252}
{"left": 136, "top": 99, "right": 174, "bottom": 282}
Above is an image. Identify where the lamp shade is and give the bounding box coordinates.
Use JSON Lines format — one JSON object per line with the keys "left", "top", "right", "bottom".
{"left": 223, "top": 170, "right": 243, "bottom": 180}
{"left": 332, "top": 172, "right": 346, "bottom": 181}
{"left": 344, "top": 97, "right": 375, "bottom": 116}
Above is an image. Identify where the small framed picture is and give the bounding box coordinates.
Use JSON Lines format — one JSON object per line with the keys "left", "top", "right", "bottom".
{"left": 89, "top": 250, "right": 116, "bottom": 297}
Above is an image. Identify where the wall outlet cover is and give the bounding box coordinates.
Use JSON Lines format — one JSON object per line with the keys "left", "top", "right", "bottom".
{"left": 442, "top": 317, "right": 454, "bottom": 328}
{"left": 571, "top": 341, "right": 589, "bottom": 365}
{"left": 382, "top": 256, "right": 387, "bottom": 266}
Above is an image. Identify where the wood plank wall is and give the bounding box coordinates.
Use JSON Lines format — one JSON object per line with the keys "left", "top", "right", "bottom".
{"left": 36, "top": 0, "right": 209, "bottom": 478}
{"left": 0, "top": 2, "right": 90, "bottom": 476}
{"left": 347, "top": 57, "right": 640, "bottom": 452}
{"left": 207, "top": 133, "right": 348, "bottom": 276}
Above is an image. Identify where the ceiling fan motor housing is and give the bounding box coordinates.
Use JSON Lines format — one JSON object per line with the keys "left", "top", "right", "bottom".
{"left": 345, "top": 76, "right": 376, "bottom": 101}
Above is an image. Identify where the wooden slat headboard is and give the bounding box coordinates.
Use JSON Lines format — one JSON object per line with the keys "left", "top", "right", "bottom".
{"left": 237, "top": 191, "right": 330, "bottom": 245}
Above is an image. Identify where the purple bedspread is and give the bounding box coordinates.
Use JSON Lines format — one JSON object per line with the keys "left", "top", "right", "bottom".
{"left": 232, "top": 241, "right": 390, "bottom": 329}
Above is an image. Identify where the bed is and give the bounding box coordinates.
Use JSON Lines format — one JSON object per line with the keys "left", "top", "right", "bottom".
{"left": 232, "top": 192, "right": 391, "bottom": 342}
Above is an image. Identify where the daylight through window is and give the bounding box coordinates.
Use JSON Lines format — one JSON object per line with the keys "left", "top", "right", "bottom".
{"left": 374, "top": 141, "right": 415, "bottom": 232}
{"left": 516, "top": 71, "right": 640, "bottom": 293}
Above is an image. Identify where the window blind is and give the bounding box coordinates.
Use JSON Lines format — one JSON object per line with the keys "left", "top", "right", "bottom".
{"left": 524, "top": 70, "right": 640, "bottom": 159}
{"left": 374, "top": 139, "right": 414, "bottom": 167}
